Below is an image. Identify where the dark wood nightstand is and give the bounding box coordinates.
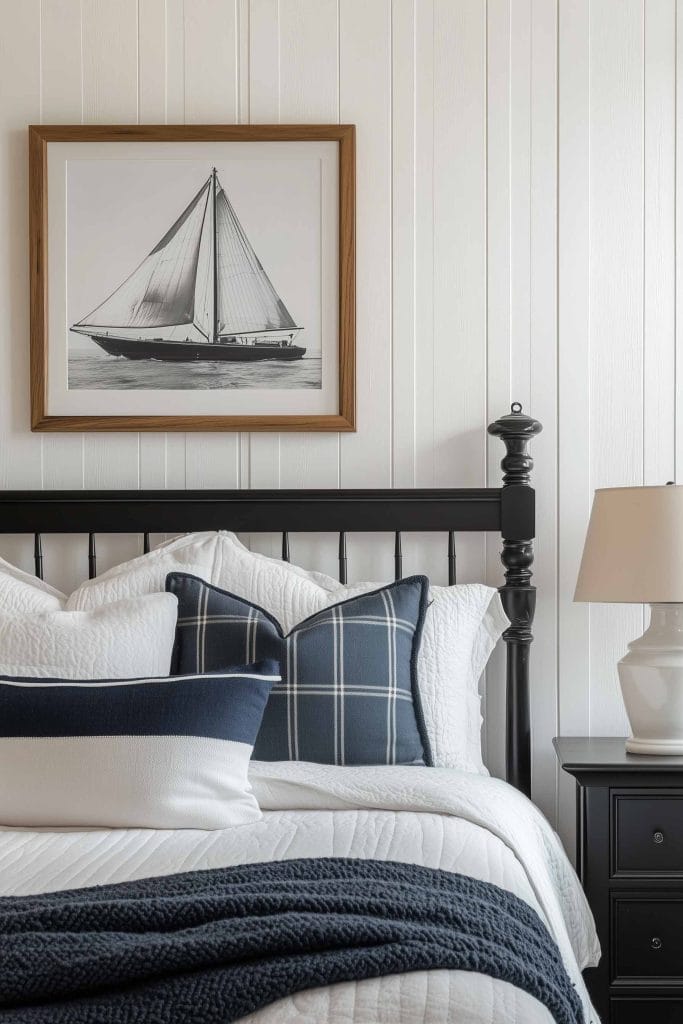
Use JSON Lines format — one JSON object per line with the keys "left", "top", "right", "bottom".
{"left": 555, "top": 737, "right": 683, "bottom": 1024}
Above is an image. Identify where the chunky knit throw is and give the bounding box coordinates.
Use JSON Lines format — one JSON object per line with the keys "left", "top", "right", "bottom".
{"left": 0, "top": 857, "right": 583, "bottom": 1024}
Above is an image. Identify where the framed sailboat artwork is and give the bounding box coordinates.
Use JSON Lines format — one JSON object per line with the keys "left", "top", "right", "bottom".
{"left": 29, "top": 124, "right": 355, "bottom": 431}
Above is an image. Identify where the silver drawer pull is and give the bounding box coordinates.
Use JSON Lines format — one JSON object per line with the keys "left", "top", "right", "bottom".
{"left": 653, "top": 830, "right": 665, "bottom": 844}
{"left": 651, "top": 937, "right": 663, "bottom": 950}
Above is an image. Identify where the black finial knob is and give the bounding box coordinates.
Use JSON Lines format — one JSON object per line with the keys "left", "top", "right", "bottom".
{"left": 488, "top": 403, "right": 543, "bottom": 440}
{"left": 488, "top": 404, "right": 542, "bottom": 487}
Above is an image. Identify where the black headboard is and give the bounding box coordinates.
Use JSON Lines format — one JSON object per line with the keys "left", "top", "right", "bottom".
{"left": 0, "top": 405, "right": 541, "bottom": 794}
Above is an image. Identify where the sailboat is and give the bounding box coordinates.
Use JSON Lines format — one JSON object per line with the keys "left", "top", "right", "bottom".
{"left": 71, "top": 169, "right": 306, "bottom": 363}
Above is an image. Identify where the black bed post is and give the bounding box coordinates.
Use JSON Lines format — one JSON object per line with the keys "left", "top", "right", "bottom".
{"left": 488, "top": 403, "right": 542, "bottom": 798}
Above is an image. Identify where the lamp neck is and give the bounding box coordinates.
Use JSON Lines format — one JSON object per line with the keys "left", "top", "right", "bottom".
{"left": 642, "top": 603, "right": 683, "bottom": 645}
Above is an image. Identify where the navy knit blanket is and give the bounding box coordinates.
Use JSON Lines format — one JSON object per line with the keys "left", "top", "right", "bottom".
{"left": 0, "top": 858, "right": 583, "bottom": 1024}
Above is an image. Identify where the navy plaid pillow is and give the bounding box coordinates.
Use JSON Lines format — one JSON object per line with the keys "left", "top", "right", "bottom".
{"left": 167, "top": 573, "right": 432, "bottom": 766}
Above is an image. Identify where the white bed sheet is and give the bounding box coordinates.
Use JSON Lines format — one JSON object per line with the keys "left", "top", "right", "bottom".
{"left": 0, "top": 764, "right": 600, "bottom": 1024}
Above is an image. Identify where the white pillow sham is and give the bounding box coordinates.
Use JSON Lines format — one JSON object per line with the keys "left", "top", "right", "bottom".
{"left": 68, "top": 532, "right": 507, "bottom": 773}
{"left": 0, "top": 554, "right": 66, "bottom": 613}
{"left": 0, "top": 593, "right": 178, "bottom": 679}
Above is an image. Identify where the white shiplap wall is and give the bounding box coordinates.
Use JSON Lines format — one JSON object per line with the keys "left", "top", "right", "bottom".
{"left": 0, "top": 0, "right": 676, "bottom": 852}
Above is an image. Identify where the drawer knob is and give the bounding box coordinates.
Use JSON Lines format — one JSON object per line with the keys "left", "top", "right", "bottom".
{"left": 651, "top": 937, "right": 663, "bottom": 951}
{"left": 653, "top": 830, "right": 665, "bottom": 845}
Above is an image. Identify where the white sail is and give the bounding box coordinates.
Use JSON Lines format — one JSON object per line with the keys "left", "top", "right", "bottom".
{"left": 73, "top": 172, "right": 300, "bottom": 342}
{"left": 76, "top": 179, "right": 211, "bottom": 330}
{"left": 215, "top": 187, "right": 298, "bottom": 335}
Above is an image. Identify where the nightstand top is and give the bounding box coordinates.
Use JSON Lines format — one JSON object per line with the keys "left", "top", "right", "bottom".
{"left": 554, "top": 736, "right": 683, "bottom": 771}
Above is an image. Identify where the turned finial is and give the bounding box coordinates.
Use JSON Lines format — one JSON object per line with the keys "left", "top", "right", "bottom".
{"left": 487, "top": 403, "right": 543, "bottom": 487}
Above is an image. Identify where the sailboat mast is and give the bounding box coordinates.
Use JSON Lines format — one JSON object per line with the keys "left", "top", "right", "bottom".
{"left": 212, "top": 167, "right": 218, "bottom": 344}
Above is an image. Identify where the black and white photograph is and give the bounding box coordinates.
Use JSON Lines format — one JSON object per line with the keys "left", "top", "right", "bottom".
{"left": 68, "top": 159, "right": 320, "bottom": 392}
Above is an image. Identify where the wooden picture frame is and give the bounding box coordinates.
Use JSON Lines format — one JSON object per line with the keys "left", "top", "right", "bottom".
{"left": 29, "top": 124, "right": 355, "bottom": 432}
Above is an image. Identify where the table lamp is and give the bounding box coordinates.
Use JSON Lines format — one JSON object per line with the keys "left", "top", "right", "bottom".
{"left": 575, "top": 484, "right": 683, "bottom": 754}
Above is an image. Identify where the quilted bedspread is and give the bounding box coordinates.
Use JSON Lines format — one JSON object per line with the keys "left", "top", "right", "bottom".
{"left": 0, "top": 763, "right": 600, "bottom": 1024}
{"left": 0, "top": 858, "right": 583, "bottom": 1024}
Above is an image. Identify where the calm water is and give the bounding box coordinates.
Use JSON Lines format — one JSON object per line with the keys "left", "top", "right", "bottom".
{"left": 68, "top": 346, "right": 322, "bottom": 390}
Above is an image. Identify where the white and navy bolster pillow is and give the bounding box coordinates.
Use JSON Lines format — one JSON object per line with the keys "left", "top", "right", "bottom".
{"left": 167, "top": 573, "right": 432, "bottom": 767}
{"left": 0, "top": 660, "right": 279, "bottom": 831}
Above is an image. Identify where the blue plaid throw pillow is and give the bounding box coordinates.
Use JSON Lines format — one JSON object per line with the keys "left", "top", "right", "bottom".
{"left": 167, "top": 573, "right": 432, "bottom": 766}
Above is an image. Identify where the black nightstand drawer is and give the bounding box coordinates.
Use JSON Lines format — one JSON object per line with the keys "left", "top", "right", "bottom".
{"left": 613, "top": 894, "right": 683, "bottom": 980}
{"left": 612, "top": 998, "right": 683, "bottom": 1023}
{"left": 614, "top": 792, "right": 683, "bottom": 875}
{"left": 556, "top": 738, "right": 683, "bottom": 1023}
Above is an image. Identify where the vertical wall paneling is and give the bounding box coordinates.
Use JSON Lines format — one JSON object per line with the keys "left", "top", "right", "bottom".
{"left": 165, "top": 0, "right": 185, "bottom": 123}
{"left": 529, "top": 0, "right": 559, "bottom": 826}
{"left": 138, "top": 0, "right": 166, "bottom": 123}
{"left": 82, "top": 0, "right": 139, "bottom": 123}
{"left": 391, "top": 0, "right": 416, "bottom": 490}
{"left": 677, "top": 0, "right": 683, "bottom": 485}
{"left": 414, "top": 0, "right": 434, "bottom": 492}
{"left": 391, "top": 0, "right": 423, "bottom": 581}
{"left": 184, "top": 0, "right": 238, "bottom": 123}
{"left": 509, "top": 0, "right": 532, "bottom": 411}
{"left": 558, "top": 0, "right": 591, "bottom": 855}
{"left": 431, "top": 0, "right": 486, "bottom": 589}
{"left": 412, "top": 0, "right": 444, "bottom": 587}
{"left": 588, "top": 0, "right": 643, "bottom": 737}
{"left": 0, "top": 0, "right": 42, "bottom": 489}
{"left": 0, "top": 0, "right": 42, "bottom": 576}
{"left": 485, "top": 0, "right": 512, "bottom": 782}
{"left": 644, "top": 0, "right": 676, "bottom": 487}
{"left": 339, "top": 0, "right": 393, "bottom": 581}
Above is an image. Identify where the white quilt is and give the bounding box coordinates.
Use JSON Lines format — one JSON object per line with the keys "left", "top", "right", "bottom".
{"left": 0, "top": 765, "right": 600, "bottom": 1024}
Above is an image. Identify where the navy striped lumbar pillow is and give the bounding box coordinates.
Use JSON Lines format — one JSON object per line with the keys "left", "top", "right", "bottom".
{"left": 167, "top": 573, "right": 431, "bottom": 767}
{"left": 0, "top": 661, "right": 279, "bottom": 830}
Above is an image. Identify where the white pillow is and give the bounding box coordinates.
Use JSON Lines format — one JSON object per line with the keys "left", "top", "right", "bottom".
{"left": 69, "top": 532, "right": 507, "bottom": 773}
{"left": 0, "top": 555, "right": 66, "bottom": 613}
{"left": 0, "top": 660, "right": 278, "bottom": 829}
{"left": 67, "top": 532, "right": 339, "bottom": 625}
{"left": 66, "top": 533, "right": 221, "bottom": 610}
{"left": 0, "top": 593, "right": 178, "bottom": 679}
{"left": 415, "top": 584, "right": 508, "bottom": 773}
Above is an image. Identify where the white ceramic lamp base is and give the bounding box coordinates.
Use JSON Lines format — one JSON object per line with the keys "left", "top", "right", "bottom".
{"left": 619, "top": 603, "right": 683, "bottom": 755}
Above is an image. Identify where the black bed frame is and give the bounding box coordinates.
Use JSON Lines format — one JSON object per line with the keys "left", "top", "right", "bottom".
{"left": 0, "top": 405, "right": 541, "bottom": 794}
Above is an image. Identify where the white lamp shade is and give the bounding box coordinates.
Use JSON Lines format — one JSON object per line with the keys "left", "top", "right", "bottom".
{"left": 574, "top": 485, "right": 683, "bottom": 603}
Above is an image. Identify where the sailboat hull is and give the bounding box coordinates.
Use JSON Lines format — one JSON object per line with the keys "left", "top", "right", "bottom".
{"left": 89, "top": 335, "right": 306, "bottom": 363}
